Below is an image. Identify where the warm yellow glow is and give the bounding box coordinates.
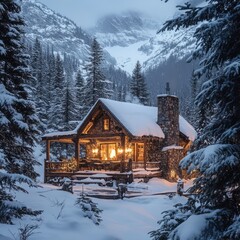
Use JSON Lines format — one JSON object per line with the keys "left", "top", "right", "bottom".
{"left": 126, "top": 148, "right": 132, "bottom": 153}
{"left": 170, "top": 170, "right": 176, "bottom": 178}
{"left": 92, "top": 148, "right": 98, "bottom": 154}
{"left": 118, "top": 148, "right": 123, "bottom": 154}
{"left": 110, "top": 149, "right": 116, "bottom": 159}
{"left": 103, "top": 118, "right": 110, "bottom": 130}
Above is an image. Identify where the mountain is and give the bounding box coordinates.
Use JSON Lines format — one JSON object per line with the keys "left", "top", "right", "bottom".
{"left": 21, "top": 0, "right": 91, "bottom": 63}
{"left": 20, "top": 0, "right": 198, "bottom": 117}
{"left": 90, "top": 11, "right": 198, "bottom": 114}
{"left": 90, "top": 12, "right": 196, "bottom": 74}
{"left": 89, "top": 11, "right": 159, "bottom": 48}
{"left": 20, "top": 0, "right": 119, "bottom": 68}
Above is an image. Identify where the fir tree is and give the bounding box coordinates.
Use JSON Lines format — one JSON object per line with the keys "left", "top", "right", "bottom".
{"left": 48, "top": 53, "right": 65, "bottom": 131}
{"left": 151, "top": 1, "right": 240, "bottom": 239}
{"left": 31, "top": 37, "right": 47, "bottom": 132}
{"left": 62, "top": 74, "right": 76, "bottom": 130}
{"left": 0, "top": 0, "right": 41, "bottom": 223}
{"left": 75, "top": 69, "right": 85, "bottom": 118}
{"left": 130, "top": 61, "right": 149, "bottom": 105}
{"left": 45, "top": 45, "right": 55, "bottom": 122}
{"left": 75, "top": 193, "right": 102, "bottom": 225}
{"left": 84, "top": 38, "right": 113, "bottom": 114}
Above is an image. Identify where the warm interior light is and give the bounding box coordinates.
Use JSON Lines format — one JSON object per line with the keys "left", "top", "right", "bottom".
{"left": 92, "top": 148, "right": 98, "bottom": 154}
{"left": 118, "top": 148, "right": 123, "bottom": 154}
{"left": 110, "top": 149, "right": 116, "bottom": 159}
{"left": 170, "top": 170, "right": 176, "bottom": 178}
{"left": 126, "top": 148, "right": 132, "bottom": 153}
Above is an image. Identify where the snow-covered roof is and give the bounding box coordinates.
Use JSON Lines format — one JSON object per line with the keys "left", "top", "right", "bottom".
{"left": 179, "top": 116, "right": 197, "bottom": 141}
{"left": 42, "top": 99, "right": 197, "bottom": 141}
{"left": 42, "top": 121, "right": 82, "bottom": 138}
{"left": 100, "top": 98, "right": 165, "bottom": 138}
{"left": 99, "top": 98, "right": 196, "bottom": 141}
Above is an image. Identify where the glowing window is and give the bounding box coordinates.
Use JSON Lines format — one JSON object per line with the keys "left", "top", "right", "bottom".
{"left": 100, "top": 144, "right": 116, "bottom": 160}
{"left": 103, "top": 118, "right": 110, "bottom": 131}
{"left": 137, "top": 143, "right": 144, "bottom": 161}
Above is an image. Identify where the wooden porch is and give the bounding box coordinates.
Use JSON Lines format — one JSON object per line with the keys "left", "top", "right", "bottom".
{"left": 44, "top": 158, "right": 160, "bottom": 183}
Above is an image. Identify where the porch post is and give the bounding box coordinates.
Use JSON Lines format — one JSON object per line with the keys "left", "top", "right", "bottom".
{"left": 144, "top": 140, "right": 147, "bottom": 170}
{"left": 46, "top": 140, "right": 50, "bottom": 161}
{"left": 45, "top": 140, "right": 50, "bottom": 183}
{"left": 120, "top": 134, "right": 125, "bottom": 172}
{"left": 74, "top": 138, "right": 80, "bottom": 169}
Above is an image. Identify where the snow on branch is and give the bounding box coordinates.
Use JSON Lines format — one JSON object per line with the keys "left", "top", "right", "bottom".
{"left": 180, "top": 144, "right": 240, "bottom": 175}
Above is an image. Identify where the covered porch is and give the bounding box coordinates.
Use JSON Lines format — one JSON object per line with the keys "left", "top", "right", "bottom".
{"left": 42, "top": 131, "right": 159, "bottom": 183}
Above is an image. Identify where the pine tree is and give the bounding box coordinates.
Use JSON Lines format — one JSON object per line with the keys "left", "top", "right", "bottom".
{"left": 48, "top": 53, "right": 65, "bottom": 131}
{"left": 84, "top": 38, "right": 113, "bottom": 114}
{"left": 0, "top": 0, "right": 41, "bottom": 223}
{"left": 130, "top": 61, "right": 149, "bottom": 105}
{"left": 31, "top": 38, "right": 47, "bottom": 132}
{"left": 62, "top": 74, "right": 76, "bottom": 130}
{"left": 151, "top": 1, "right": 240, "bottom": 239}
{"left": 45, "top": 45, "right": 55, "bottom": 124}
{"left": 75, "top": 69, "right": 85, "bottom": 118}
{"left": 75, "top": 193, "right": 102, "bottom": 225}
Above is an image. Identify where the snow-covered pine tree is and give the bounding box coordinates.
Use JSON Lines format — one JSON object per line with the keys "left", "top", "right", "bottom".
{"left": 84, "top": 38, "right": 113, "bottom": 114}
{"left": 75, "top": 69, "right": 85, "bottom": 118}
{"left": 48, "top": 53, "right": 65, "bottom": 131}
{"left": 130, "top": 61, "right": 149, "bottom": 105}
{"left": 75, "top": 193, "right": 102, "bottom": 225}
{"left": 45, "top": 45, "right": 56, "bottom": 126}
{"left": 30, "top": 37, "right": 47, "bottom": 132}
{"left": 62, "top": 74, "right": 76, "bottom": 130}
{"left": 150, "top": 1, "right": 240, "bottom": 239}
{"left": 0, "top": 0, "right": 41, "bottom": 223}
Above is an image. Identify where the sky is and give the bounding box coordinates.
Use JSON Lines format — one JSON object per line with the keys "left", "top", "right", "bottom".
{"left": 38, "top": 0, "right": 181, "bottom": 29}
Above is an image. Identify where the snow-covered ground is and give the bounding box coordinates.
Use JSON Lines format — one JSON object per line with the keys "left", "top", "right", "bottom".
{"left": 0, "top": 145, "right": 193, "bottom": 240}
{"left": 0, "top": 178, "right": 192, "bottom": 240}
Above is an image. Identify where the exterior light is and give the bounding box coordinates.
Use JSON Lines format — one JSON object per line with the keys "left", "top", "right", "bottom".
{"left": 170, "top": 170, "right": 176, "bottom": 178}
{"left": 118, "top": 148, "right": 123, "bottom": 154}
{"left": 126, "top": 148, "right": 132, "bottom": 153}
{"left": 92, "top": 148, "right": 98, "bottom": 154}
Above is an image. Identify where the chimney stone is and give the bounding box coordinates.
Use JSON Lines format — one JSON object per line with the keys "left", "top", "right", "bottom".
{"left": 157, "top": 95, "right": 179, "bottom": 146}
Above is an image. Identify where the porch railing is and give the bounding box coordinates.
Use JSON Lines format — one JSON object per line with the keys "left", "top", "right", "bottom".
{"left": 45, "top": 161, "right": 77, "bottom": 173}
{"left": 45, "top": 159, "right": 160, "bottom": 173}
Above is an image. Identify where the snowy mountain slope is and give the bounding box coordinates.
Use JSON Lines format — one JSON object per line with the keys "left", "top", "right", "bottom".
{"left": 89, "top": 11, "right": 159, "bottom": 48}
{"left": 90, "top": 11, "right": 196, "bottom": 74}
{"left": 21, "top": 0, "right": 91, "bottom": 62}
{"left": 20, "top": 0, "right": 118, "bottom": 66}
{"left": 20, "top": 0, "right": 198, "bottom": 106}
{"left": 22, "top": 0, "right": 90, "bottom": 62}
{"left": 140, "top": 27, "right": 196, "bottom": 70}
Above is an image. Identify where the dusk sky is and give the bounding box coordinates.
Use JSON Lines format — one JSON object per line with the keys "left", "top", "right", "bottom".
{"left": 38, "top": 0, "right": 182, "bottom": 29}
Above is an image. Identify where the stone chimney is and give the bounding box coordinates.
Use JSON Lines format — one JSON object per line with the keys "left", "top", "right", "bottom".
{"left": 157, "top": 94, "right": 179, "bottom": 146}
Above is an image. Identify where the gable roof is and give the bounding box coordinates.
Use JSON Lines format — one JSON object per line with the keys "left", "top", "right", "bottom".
{"left": 99, "top": 98, "right": 165, "bottom": 138}
{"left": 99, "top": 98, "right": 196, "bottom": 141}
{"left": 43, "top": 98, "right": 197, "bottom": 141}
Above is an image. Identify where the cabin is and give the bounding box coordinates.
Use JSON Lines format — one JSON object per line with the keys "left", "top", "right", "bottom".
{"left": 42, "top": 95, "right": 196, "bottom": 182}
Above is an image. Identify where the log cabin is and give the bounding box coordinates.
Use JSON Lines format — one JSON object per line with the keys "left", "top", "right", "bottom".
{"left": 42, "top": 95, "right": 196, "bottom": 182}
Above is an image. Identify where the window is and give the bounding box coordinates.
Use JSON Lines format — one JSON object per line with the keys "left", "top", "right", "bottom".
{"left": 136, "top": 143, "right": 144, "bottom": 161}
{"left": 103, "top": 118, "right": 110, "bottom": 131}
{"left": 100, "top": 143, "right": 116, "bottom": 160}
